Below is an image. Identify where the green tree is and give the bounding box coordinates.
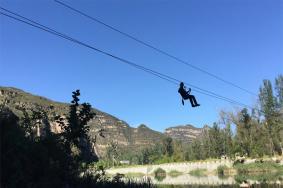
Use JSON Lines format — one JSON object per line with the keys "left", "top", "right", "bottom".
{"left": 106, "top": 141, "right": 119, "bottom": 166}
{"left": 259, "top": 79, "right": 281, "bottom": 155}
{"left": 259, "top": 80, "right": 277, "bottom": 118}
{"left": 208, "top": 123, "right": 223, "bottom": 158}
{"left": 61, "top": 90, "right": 95, "bottom": 156}
{"left": 172, "top": 140, "right": 184, "bottom": 161}
{"left": 162, "top": 137, "right": 174, "bottom": 157}
{"left": 191, "top": 139, "right": 203, "bottom": 160}
{"left": 222, "top": 124, "right": 233, "bottom": 157}
{"left": 275, "top": 74, "right": 283, "bottom": 108}
{"left": 234, "top": 108, "right": 254, "bottom": 156}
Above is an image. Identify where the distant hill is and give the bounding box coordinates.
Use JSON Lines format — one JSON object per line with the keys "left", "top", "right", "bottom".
{"left": 165, "top": 124, "right": 208, "bottom": 143}
{"left": 0, "top": 87, "right": 207, "bottom": 158}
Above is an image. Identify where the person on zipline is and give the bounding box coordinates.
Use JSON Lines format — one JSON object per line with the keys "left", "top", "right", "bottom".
{"left": 178, "top": 82, "right": 200, "bottom": 107}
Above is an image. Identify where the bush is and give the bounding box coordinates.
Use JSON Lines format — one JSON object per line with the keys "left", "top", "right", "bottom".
{"left": 154, "top": 168, "right": 166, "bottom": 182}
{"left": 217, "top": 165, "right": 229, "bottom": 176}
{"left": 235, "top": 161, "right": 283, "bottom": 174}
{"left": 189, "top": 168, "right": 207, "bottom": 177}
{"left": 168, "top": 170, "right": 183, "bottom": 177}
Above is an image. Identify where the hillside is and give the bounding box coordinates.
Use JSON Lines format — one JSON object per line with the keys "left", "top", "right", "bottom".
{"left": 0, "top": 87, "right": 166, "bottom": 158}
{"left": 0, "top": 87, "right": 209, "bottom": 159}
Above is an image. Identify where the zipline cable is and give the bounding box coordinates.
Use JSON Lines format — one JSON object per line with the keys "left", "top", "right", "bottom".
{"left": 53, "top": 0, "right": 257, "bottom": 96}
{"left": 0, "top": 7, "right": 247, "bottom": 107}
{"left": 0, "top": 8, "right": 260, "bottom": 112}
{"left": 0, "top": 9, "right": 254, "bottom": 109}
{"left": 0, "top": 9, "right": 241, "bottom": 106}
{"left": 0, "top": 6, "right": 251, "bottom": 108}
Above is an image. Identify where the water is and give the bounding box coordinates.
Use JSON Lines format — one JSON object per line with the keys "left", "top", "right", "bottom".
{"left": 129, "top": 172, "right": 283, "bottom": 187}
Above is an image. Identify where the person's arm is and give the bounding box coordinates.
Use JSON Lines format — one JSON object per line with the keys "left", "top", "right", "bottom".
{"left": 187, "top": 88, "right": 191, "bottom": 94}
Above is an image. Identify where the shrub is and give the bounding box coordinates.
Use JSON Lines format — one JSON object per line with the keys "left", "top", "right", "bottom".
{"left": 168, "top": 170, "right": 183, "bottom": 177}
{"left": 189, "top": 168, "right": 207, "bottom": 177}
{"left": 154, "top": 168, "right": 166, "bottom": 181}
{"left": 217, "top": 165, "right": 229, "bottom": 176}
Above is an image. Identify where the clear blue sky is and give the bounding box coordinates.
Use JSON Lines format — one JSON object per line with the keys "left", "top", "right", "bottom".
{"left": 1, "top": 0, "right": 282, "bottom": 132}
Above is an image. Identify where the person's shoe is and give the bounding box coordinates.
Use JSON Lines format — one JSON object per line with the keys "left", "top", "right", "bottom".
{"left": 195, "top": 104, "right": 200, "bottom": 107}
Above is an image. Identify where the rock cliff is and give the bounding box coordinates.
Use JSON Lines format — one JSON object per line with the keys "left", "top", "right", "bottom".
{"left": 164, "top": 124, "right": 207, "bottom": 143}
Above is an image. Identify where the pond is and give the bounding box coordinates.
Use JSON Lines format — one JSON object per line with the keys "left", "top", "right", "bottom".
{"left": 128, "top": 172, "right": 283, "bottom": 187}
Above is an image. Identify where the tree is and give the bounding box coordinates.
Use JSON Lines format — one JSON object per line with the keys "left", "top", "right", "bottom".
{"left": 259, "top": 80, "right": 277, "bottom": 118}
{"left": 106, "top": 141, "right": 119, "bottom": 166}
{"left": 162, "top": 137, "right": 174, "bottom": 157}
{"left": 61, "top": 90, "right": 95, "bottom": 157}
{"left": 219, "top": 111, "right": 234, "bottom": 157}
{"left": 234, "top": 108, "right": 254, "bottom": 156}
{"left": 208, "top": 123, "right": 223, "bottom": 158}
{"left": 172, "top": 140, "right": 184, "bottom": 161}
{"left": 259, "top": 79, "right": 282, "bottom": 155}
{"left": 275, "top": 75, "right": 283, "bottom": 154}
{"left": 275, "top": 74, "right": 283, "bottom": 108}
{"left": 222, "top": 124, "right": 233, "bottom": 157}
{"left": 140, "top": 148, "right": 151, "bottom": 165}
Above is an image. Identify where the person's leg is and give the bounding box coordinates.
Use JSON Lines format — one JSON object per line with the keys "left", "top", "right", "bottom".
{"left": 188, "top": 96, "right": 195, "bottom": 107}
{"left": 191, "top": 95, "right": 200, "bottom": 106}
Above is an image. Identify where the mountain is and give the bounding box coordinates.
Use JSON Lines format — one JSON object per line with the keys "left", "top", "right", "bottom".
{"left": 0, "top": 87, "right": 209, "bottom": 159}
{"left": 0, "top": 87, "right": 166, "bottom": 158}
{"left": 164, "top": 124, "right": 208, "bottom": 143}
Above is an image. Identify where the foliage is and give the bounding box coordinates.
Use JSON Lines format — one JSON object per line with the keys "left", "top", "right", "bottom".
{"left": 189, "top": 169, "right": 207, "bottom": 177}
{"left": 125, "top": 172, "right": 145, "bottom": 178}
{"left": 1, "top": 90, "right": 155, "bottom": 188}
{"left": 168, "top": 170, "right": 183, "bottom": 177}
{"left": 162, "top": 137, "right": 174, "bottom": 157}
{"left": 61, "top": 89, "right": 95, "bottom": 158}
{"left": 234, "top": 161, "right": 283, "bottom": 174}
{"left": 105, "top": 141, "right": 119, "bottom": 166}
{"left": 217, "top": 165, "right": 229, "bottom": 176}
{"left": 234, "top": 172, "right": 283, "bottom": 184}
{"left": 1, "top": 108, "right": 74, "bottom": 187}
{"left": 154, "top": 168, "right": 166, "bottom": 182}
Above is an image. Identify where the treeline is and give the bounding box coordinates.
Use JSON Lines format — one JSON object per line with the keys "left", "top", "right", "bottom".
{"left": 187, "top": 75, "right": 283, "bottom": 160}
{"left": 110, "top": 75, "right": 283, "bottom": 165}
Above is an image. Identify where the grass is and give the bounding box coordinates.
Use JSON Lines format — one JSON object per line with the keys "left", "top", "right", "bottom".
{"left": 168, "top": 170, "right": 183, "bottom": 177}
{"left": 234, "top": 161, "right": 283, "bottom": 174}
{"left": 189, "top": 168, "right": 207, "bottom": 177}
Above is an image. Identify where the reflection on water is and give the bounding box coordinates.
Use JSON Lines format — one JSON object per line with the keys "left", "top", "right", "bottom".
{"left": 131, "top": 172, "right": 283, "bottom": 187}
{"left": 152, "top": 173, "right": 236, "bottom": 185}
{"left": 157, "top": 184, "right": 282, "bottom": 188}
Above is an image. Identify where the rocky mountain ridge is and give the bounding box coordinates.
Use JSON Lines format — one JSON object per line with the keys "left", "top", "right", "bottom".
{"left": 0, "top": 86, "right": 207, "bottom": 157}
{"left": 165, "top": 124, "right": 207, "bottom": 143}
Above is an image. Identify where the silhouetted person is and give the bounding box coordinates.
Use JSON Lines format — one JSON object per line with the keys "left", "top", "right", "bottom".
{"left": 178, "top": 82, "right": 200, "bottom": 107}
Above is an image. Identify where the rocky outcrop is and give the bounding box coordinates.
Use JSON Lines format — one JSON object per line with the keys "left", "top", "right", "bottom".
{"left": 164, "top": 124, "right": 207, "bottom": 143}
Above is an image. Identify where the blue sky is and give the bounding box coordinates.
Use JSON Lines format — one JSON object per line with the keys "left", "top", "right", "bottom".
{"left": 0, "top": 0, "right": 282, "bottom": 132}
